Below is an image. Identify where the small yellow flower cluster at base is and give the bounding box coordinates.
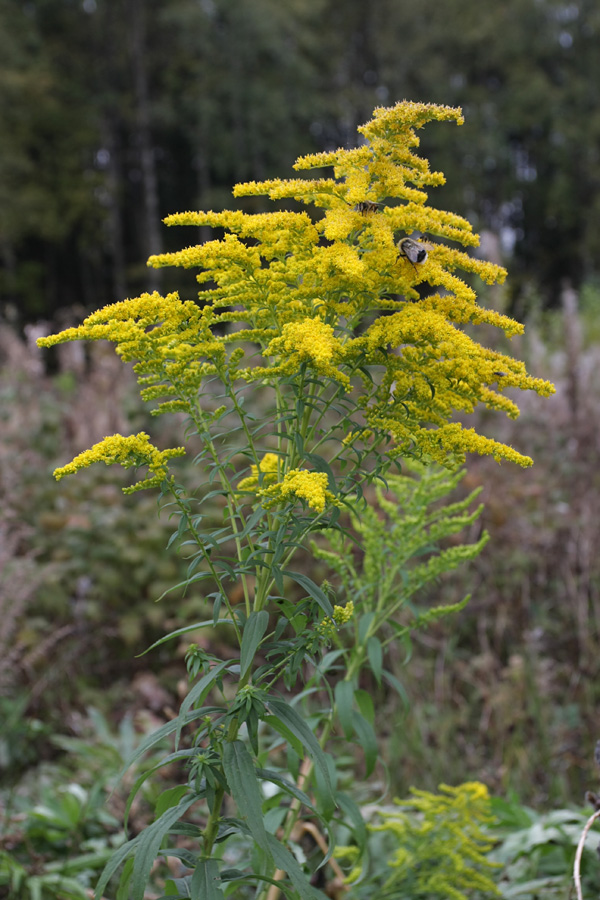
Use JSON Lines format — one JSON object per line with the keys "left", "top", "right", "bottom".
{"left": 332, "top": 601, "right": 355, "bottom": 625}
{"left": 315, "top": 602, "right": 355, "bottom": 639}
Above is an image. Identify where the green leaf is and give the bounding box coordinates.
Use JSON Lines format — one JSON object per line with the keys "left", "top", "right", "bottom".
{"left": 255, "top": 768, "right": 314, "bottom": 810}
{"left": 282, "top": 571, "right": 334, "bottom": 617}
{"left": 367, "top": 636, "right": 383, "bottom": 685}
{"left": 130, "top": 795, "right": 198, "bottom": 900}
{"left": 354, "top": 689, "right": 375, "bottom": 726}
{"left": 116, "top": 858, "right": 135, "bottom": 900}
{"left": 124, "top": 749, "right": 200, "bottom": 833}
{"left": 155, "top": 785, "right": 190, "bottom": 821}
{"left": 334, "top": 681, "right": 354, "bottom": 740}
{"left": 190, "top": 858, "right": 225, "bottom": 900}
{"left": 222, "top": 742, "right": 270, "bottom": 856}
{"left": 357, "top": 612, "right": 375, "bottom": 644}
{"left": 264, "top": 832, "right": 325, "bottom": 900}
{"left": 240, "top": 610, "right": 269, "bottom": 679}
{"left": 267, "top": 698, "right": 334, "bottom": 810}
{"left": 351, "top": 711, "right": 377, "bottom": 777}
{"left": 177, "top": 660, "right": 232, "bottom": 747}
{"left": 263, "top": 714, "right": 304, "bottom": 757}
{"left": 381, "top": 670, "right": 410, "bottom": 710}
{"left": 96, "top": 834, "right": 141, "bottom": 898}
{"left": 316, "top": 649, "right": 346, "bottom": 677}
{"left": 335, "top": 791, "right": 367, "bottom": 856}
{"left": 313, "top": 752, "right": 336, "bottom": 821}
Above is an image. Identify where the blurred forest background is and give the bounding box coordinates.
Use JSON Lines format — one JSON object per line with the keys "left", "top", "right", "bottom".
{"left": 3, "top": 0, "right": 600, "bottom": 851}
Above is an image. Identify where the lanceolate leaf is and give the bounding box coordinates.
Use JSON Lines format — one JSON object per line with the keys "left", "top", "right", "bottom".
{"left": 190, "top": 858, "right": 225, "bottom": 900}
{"left": 367, "top": 636, "right": 383, "bottom": 685}
{"left": 177, "top": 660, "right": 232, "bottom": 747}
{"left": 95, "top": 834, "right": 141, "bottom": 899}
{"left": 240, "top": 610, "right": 269, "bottom": 678}
{"left": 118, "top": 708, "right": 223, "bottom": 785}
{"left": 381, "top": 669, "right": 410, "bottom": 709}
{"left": 96, "top": 794, "right": 197, "bottom": 900}
{"left": 222, "top": 741, "right": 270, "bottom": 856}
{"left": 267, "top": 698, "right": 334, "bottom": 810}
{"left": 262, "top": 714, "right": 304, "bottom": 757}
{"left": 130, "top": 795, "right": 198, "bottom": 900}
{"left": 281, "top": 571, "right": 334, "bottom": 617}
{"left": 351, "top": 711, "right": 378, "bottom": 777}
{"left": 255, "top": 768, "right": 314, "bottom": 809}
{"left": 264, "top": 832, "right": 326, "bottom": 900}
{"left": 354, "top": 689, "right": 375, "bottom": 726}
{"left": 334, "top": 680, "right": 354, "bottom": 740}
{"left": 115, "top": 858, "right": 134, "bottom": 900}
{"left": 139, "top": 619, "right": 235, "bottom": 655}
{"left": 335, "top": 791, "right": 367, "bottom": 856}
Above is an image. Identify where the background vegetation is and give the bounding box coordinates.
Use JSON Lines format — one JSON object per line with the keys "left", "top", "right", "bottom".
{"left": 2, "top": 0, "right": 600, "bottom": 896}
{"left": 3, "top": 0, "right": 600, "bottom": 321}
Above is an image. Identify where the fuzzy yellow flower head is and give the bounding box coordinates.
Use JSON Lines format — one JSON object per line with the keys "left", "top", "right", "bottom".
{"left": 259, "top": 469, "right": 335, "bottom": 514}
{"left": 38, "top": 100, "right": 555, "bottom": 476}
{"left": 265, "top": 316, "right": 350, "bottom": 389}
{"left": 237, "top": 452, "right": 280, "bottom": 493}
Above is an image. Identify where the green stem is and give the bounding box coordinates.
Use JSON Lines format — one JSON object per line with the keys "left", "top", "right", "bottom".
{"left": 202, "top": 784, "right": 225, "bottom": 857}
{"left": 188, "top": 404, "right": 255, "bottom": 618}
{"left": 166, "top": 481, "right": 243, "bottom": 646}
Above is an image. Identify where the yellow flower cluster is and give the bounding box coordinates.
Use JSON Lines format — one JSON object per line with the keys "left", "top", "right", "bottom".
{"left": 237, "top": 452, "right": 280, "bottom": 492}
{"left": 372, "top": 781, "right": 500, "bottom": 900}
{"left": 53, "top": 433, "right": 185, "bottom": 493}
{"left": 315, "top": 604, "right": 354, "bottom": 640}
{"left": 37, "top": 292, "right": 225, "bottom": 416}
{"left": 259, "top": 469, "right": 335, "bottom": 514}
{"left": 37, "top": 100, "right": 555, "bottom": 479}
{"left": 262, "top": 317, "right": 350, "bottom": 389}
{"left": 333, "top": 601, "right": 355, "bottom": 625}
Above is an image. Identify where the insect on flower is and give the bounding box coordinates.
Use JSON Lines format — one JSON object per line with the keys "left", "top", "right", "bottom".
{"left": 397, "top": 236, "right": 434, "bottom": 269}
{"left": 354, "top": 200, "right": 382, "bottom": 214}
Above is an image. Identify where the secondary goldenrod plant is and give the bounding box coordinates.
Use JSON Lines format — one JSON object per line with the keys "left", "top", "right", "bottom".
{"left": 38, "top": 101, "right": 554, "bottom": 899}
{"left": 363, "top": 782, "right": 500, "bottom": 900}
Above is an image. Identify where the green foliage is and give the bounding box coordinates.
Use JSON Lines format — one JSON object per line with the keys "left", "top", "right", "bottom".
{"left": 312, "top": 464, "right": 489, "bottom": 660}
{"left": 77, "top": 460, "right": 489, "bottom": 900}
{"left": 489, "top": 795, "right": 600, "bottom": 899}
{"left": 0, "top": 708, "right": 171, "bottom": 900}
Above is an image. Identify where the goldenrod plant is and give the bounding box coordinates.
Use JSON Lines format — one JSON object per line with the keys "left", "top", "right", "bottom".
{"left": 38, "top": 101, "right": 554, "bottom": 900}
{"left": 361, "top": 782, "right": 500, "bottom": 900}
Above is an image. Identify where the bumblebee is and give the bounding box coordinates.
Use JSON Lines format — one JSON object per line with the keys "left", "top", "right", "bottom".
{"left": 397, "top": 236, "right": 433, "bottom": 266}
{"left": 354, "top": 200, "right": 382, "bottom": 214}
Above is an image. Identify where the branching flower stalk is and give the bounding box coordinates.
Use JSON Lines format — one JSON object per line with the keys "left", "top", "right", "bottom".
{"left": 38, "top": 101, "right": 554, "bottom": 900}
